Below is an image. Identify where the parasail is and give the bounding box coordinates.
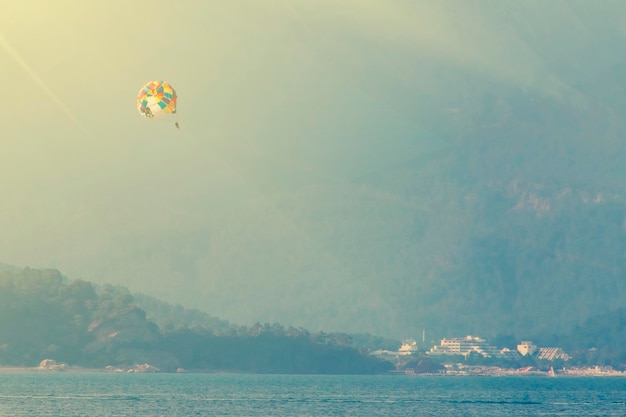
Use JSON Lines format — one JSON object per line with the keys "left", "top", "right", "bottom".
{"left": 136, "top": 80, "right": 179, "bottom": 127}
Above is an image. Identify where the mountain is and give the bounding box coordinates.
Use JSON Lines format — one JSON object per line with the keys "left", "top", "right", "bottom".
{"left": 167, "top": 77, "right": 626, "bottom": 341}
{"left": 121, "top": 3, "right": 626, "bottom": 340}
{"left": 4, "top": 2, "right": 626, "bottom": 344}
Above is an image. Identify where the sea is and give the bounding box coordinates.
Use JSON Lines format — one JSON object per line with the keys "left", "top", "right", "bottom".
{"left": 0, "top": 372, "right": 625, "bottom": 416}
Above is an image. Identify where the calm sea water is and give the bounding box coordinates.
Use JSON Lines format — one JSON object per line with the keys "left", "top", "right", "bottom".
{"left": 0, "top": 372, "right": 624, "bottom": 416}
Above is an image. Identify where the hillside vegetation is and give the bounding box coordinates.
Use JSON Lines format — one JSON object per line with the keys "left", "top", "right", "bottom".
{"left": 0, "top": 267, "right": 392, "bottom": 373}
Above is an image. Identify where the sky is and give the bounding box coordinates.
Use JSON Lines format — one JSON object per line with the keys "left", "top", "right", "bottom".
{"left": 2, "top": 0, "right": 626, "bottom": 336}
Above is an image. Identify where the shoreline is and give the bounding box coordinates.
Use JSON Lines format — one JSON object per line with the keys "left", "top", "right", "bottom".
{"left": 0, "top": 365, "right": 625, "bottom": 377}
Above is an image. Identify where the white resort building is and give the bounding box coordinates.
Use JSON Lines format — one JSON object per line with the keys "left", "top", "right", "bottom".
{"left": 537, "top": 347, "right": 570, "bottom": 361}
{"left": 517, "top": 341, "right": 538, "bottom": 356}
{"left": 517, "top": 341, "right": 570, "bottom": 361}
{"left": 392, "top": 335, "right": 569, "bottom": 362}
{"left": 428, "top": 335, "right": 505, "bottom": 358}
{"left": 398, "top": 339, "right": 418, "bottom": 355}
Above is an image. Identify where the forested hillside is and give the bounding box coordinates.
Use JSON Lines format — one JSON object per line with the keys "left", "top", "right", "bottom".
{"left": 194, "top": 79, "right": 626, "bottom": 342}
{"left": 0, "top": 267, "right": 392, "bottom": 373}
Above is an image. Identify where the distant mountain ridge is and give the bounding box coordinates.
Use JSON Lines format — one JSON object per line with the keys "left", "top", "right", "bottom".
{"left": 186, "top": 77, "right": 626, "bottom": 341}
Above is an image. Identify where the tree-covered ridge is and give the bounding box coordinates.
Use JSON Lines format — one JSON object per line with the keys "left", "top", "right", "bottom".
{"left": 132, "top": 292, "right": 235, "bottom": 334}
{"left": 0, "top": 267, "right": 392, "bottom": 374}
{"left": 552, "top": 308, "right": 626, "bottom": 368}
{"left": 300, "top": 83, "right": 626, "bottom": 341}
{"left": 132, "top": 293, "right": 400, "bottom": 353}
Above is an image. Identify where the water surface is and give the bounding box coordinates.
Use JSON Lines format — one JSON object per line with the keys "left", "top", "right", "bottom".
{"left": 0, "top": 372, "right": 624, "bottom": 416}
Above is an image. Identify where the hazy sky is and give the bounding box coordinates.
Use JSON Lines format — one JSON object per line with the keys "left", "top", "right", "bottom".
{"left": 3, "top": 1, "right": 626, "bottom": 336}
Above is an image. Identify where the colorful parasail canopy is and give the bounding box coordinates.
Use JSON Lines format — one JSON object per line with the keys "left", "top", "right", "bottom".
{"left": 136, "top": 80, "right": 177, "bottom": 120}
